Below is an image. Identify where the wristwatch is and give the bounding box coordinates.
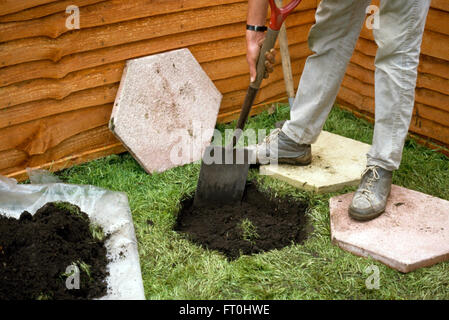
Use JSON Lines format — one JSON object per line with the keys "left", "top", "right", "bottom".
{"left": 246, "top": 24, "right": 267, "bottom": 32}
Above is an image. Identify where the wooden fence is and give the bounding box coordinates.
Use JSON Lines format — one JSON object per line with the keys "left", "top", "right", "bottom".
{"left": 0, "top": 0, "right": 447, "bottom": 181}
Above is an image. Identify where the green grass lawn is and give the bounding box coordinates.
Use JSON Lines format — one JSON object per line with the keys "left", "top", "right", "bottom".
{"left": 58, "top": 104, "right": 449, "bottom": 299}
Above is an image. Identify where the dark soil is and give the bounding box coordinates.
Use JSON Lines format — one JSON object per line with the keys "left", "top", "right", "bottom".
{"left": 0, "top": 202, "right": 109, "bottom": 300}
{"left": 175, "top": 182, "right": 310, "bottom": 259}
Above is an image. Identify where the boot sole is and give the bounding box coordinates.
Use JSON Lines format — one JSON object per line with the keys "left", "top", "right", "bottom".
{"left": 278, "top": 155, "right": 312, "bottom": 166}
{"left": 348, "top": 206, "right": 386, "bottom": 221}
{"left": 256, "top": 153, "right": 312, "bottom": 166}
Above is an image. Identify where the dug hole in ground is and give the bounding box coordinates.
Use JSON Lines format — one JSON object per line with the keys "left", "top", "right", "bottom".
{"left": 175, "top": 181, "right": 312, "bottom": 260}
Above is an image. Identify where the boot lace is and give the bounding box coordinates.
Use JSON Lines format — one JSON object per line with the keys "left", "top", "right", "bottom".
{"left": 258, "top": 128, "right": 281, "bottom": 156}
{"left": 262, "top": 128, "right": 281, "bottom": 144}
{"left": 359, "top": 166, "right": 380, "bottom": 198}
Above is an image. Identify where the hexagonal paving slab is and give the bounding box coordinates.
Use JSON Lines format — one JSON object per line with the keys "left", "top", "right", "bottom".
{"left": 330, "top": 185, "right": 449, "bottom": 272}
{"left": 110, "top": 48, "right": 222, "bottom": 174}
{"left": 260, "top": 131, "right": 371, "bottom": 193}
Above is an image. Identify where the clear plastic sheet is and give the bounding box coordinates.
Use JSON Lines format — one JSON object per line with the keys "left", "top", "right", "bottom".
{"left": 0, "top": 172, "right": 145, "bottom": 300}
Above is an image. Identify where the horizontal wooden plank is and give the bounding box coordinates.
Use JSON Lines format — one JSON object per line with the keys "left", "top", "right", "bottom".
{"left": 206, "top": 42, "right": 310, "bottom": 83}
{"left": 0, "top": 76, "right": 306, "bottom": 179}
{"left": 338, "top": 83, "right": 449, "bottom": 145}
{"left": 0, "top": 84, "right": 117, "bottom": 129}
{"left": 0, "top": 71, "right": 304, "bottom": 178}
{"left": 337, "top": 85, "right": 449, "bottom": 146}
{"left": 0, "top": 0, "right": 317, "bottom": 43}
{"left": 359, "top": 27, "right": 449, "bottom": 62}
{"left": 0, "top": 39, "right": 309, "bottom": 133}
{"left": 217, "top": 95, "right": 289, "bottom": 123}
{"left": 338, "top": 85, "right": 375, "bottom": 115}
{"left": 341, "top": 75, "right": 373, "bottom": 103}
{"left": 0, "top": 0, "right": 244, "bottom": 42}
{"left": 418, "top": 55, "right": 449, "bottom": 80}
{"left": 220, "top": 70, "right": 303, "bottom": 113}
{"left": 24, "top": 126, "right": 119, "bottom": 168}
{"left": 414, "top": 102, "right": 449, "bottom": 128}
{"left": 215, "top": 56, "right": 306, "bottom": 95}
{"left": 0, "top": 40, "right": 310, "bottom": 129}
{"left": 0, "top": 9, "right": 315, "bottom": 85}
{"left": 0, "top": 0, "right": 57, "bottom": 16}
{"left": 0, "top": 23, "right": 312, "bottom": 108}
{"left": 425, "top": 8, "right": 449, "bottom": 35}
{"left": 355, "top": 38, "right": 377, "bottom": 57}
{"left": 4, "top": 143, "right": 125, "bottom": 181}
{"left": 346, "top": 60, "right": 449, "bottom": 96}
{"left": 417, "top": 73, "right": 449, "bottom": 96}
{"left": 409, "top": 116, "right": 449, "bottom": 147}
{"left": 0, "top": 56, "right": 309, "bottom": 168}
{"left": 416, "top": 86, "right": 449, "bottom": 113}
{"left": 342, "top": 72, "right": 449, "bottom": 114}
{"left": 0, "top": 149, "right": 27, "bottom": 173}
{"left": 345, "top": 63, "right": 373, "bottom": 85}
{"left": 0, "top": 104, "right": 112, "bottom": 155}
{"left": 0, "top": 21, "right": 244, "bottom": 86}
{"left": 0, "top": 2, "right": 248, "bottom": 66}
{"left": 350, "top": 50, "right": 374, "bottom": 71}
{"left": 350, "top": 49, "right": 449, "bottom": 81}
{"left": 431, "top": 0, "right": 449, "bottom": 12}
{"left": 0, "top": 62, "right": 124, "bottom": 108}
{"left": 0, "top": 0, "right": 105, "bottom": 23}
{"left": 335, "top": 102, "right": 449, "bottom": 158}
{"left": 0, "top": 125, "right": 118, "bottom": 171}
{"left": 421, "top": 30, "right": 449, "bottom": 62}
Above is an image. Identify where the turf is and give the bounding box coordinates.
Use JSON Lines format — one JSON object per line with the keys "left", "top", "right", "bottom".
{"left": 58, "top": 104, "right": 449, "bottom": 299}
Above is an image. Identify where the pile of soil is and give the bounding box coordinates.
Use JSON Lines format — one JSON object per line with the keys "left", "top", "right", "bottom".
{"left": 0, "top": 202, "right": 109, "bottom": 300}
{"left": 175, "top": 182, "right": 309, "bottom": 259}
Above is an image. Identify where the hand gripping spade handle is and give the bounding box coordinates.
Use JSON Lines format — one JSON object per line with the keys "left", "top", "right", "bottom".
{"left": 232, "top": 0, "right": 302, "bottom": 146}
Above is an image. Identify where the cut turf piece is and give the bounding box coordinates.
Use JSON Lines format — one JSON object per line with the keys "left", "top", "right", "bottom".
{"left": 110, "top": 48, "right": 222, "bottom": 174}
{"left": 330, "top": 185, "right": 449, "bottom": 273}
{"left": 175, "top": 182, "right": 310, "bottom": 260}
{"left": 260, "top": 131, "right": 371, "bottom": 193}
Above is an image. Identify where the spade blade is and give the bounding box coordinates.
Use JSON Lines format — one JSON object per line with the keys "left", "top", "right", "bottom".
{"left": 194, "top": 145, "right": 254, "bottom": 207}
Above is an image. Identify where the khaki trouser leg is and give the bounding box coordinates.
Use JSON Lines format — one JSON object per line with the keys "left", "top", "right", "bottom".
{"left": 367, "top": 0, "right": 430, "bottom": 171}
{"left": 282, "top": 0, "right": 370, "bottom": 144}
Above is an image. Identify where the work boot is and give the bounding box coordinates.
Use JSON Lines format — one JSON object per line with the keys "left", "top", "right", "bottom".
{"left": 349, "top": 165, "right": 393, "bottom": 221}
{"left": 248, "top": 128, "right": 312, "bottom": 165}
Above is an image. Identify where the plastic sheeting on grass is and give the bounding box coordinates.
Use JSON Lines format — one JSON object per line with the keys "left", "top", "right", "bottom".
{"left": 0, "top": 170, "right": 145, "bottom": 300}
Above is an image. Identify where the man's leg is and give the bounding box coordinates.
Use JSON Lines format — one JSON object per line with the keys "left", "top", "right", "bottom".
{"left": 282, "top": 0, "right": 370, "bottom": 145}
{"left": 367, "top": 0, "right": 431, "bottom": 171}
{"left": 349, "top": 0, "right": 431, "bottom": 221}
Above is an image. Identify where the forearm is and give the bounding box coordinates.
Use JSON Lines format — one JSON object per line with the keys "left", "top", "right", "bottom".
{"left": 247, "top": 0, "right": 268, "bottom": 26}
{"left": 246, "top": 0, "right": 269, "bottom": 47}
{"left": 246, "top": 0, "right": 272, "bottom": 82}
